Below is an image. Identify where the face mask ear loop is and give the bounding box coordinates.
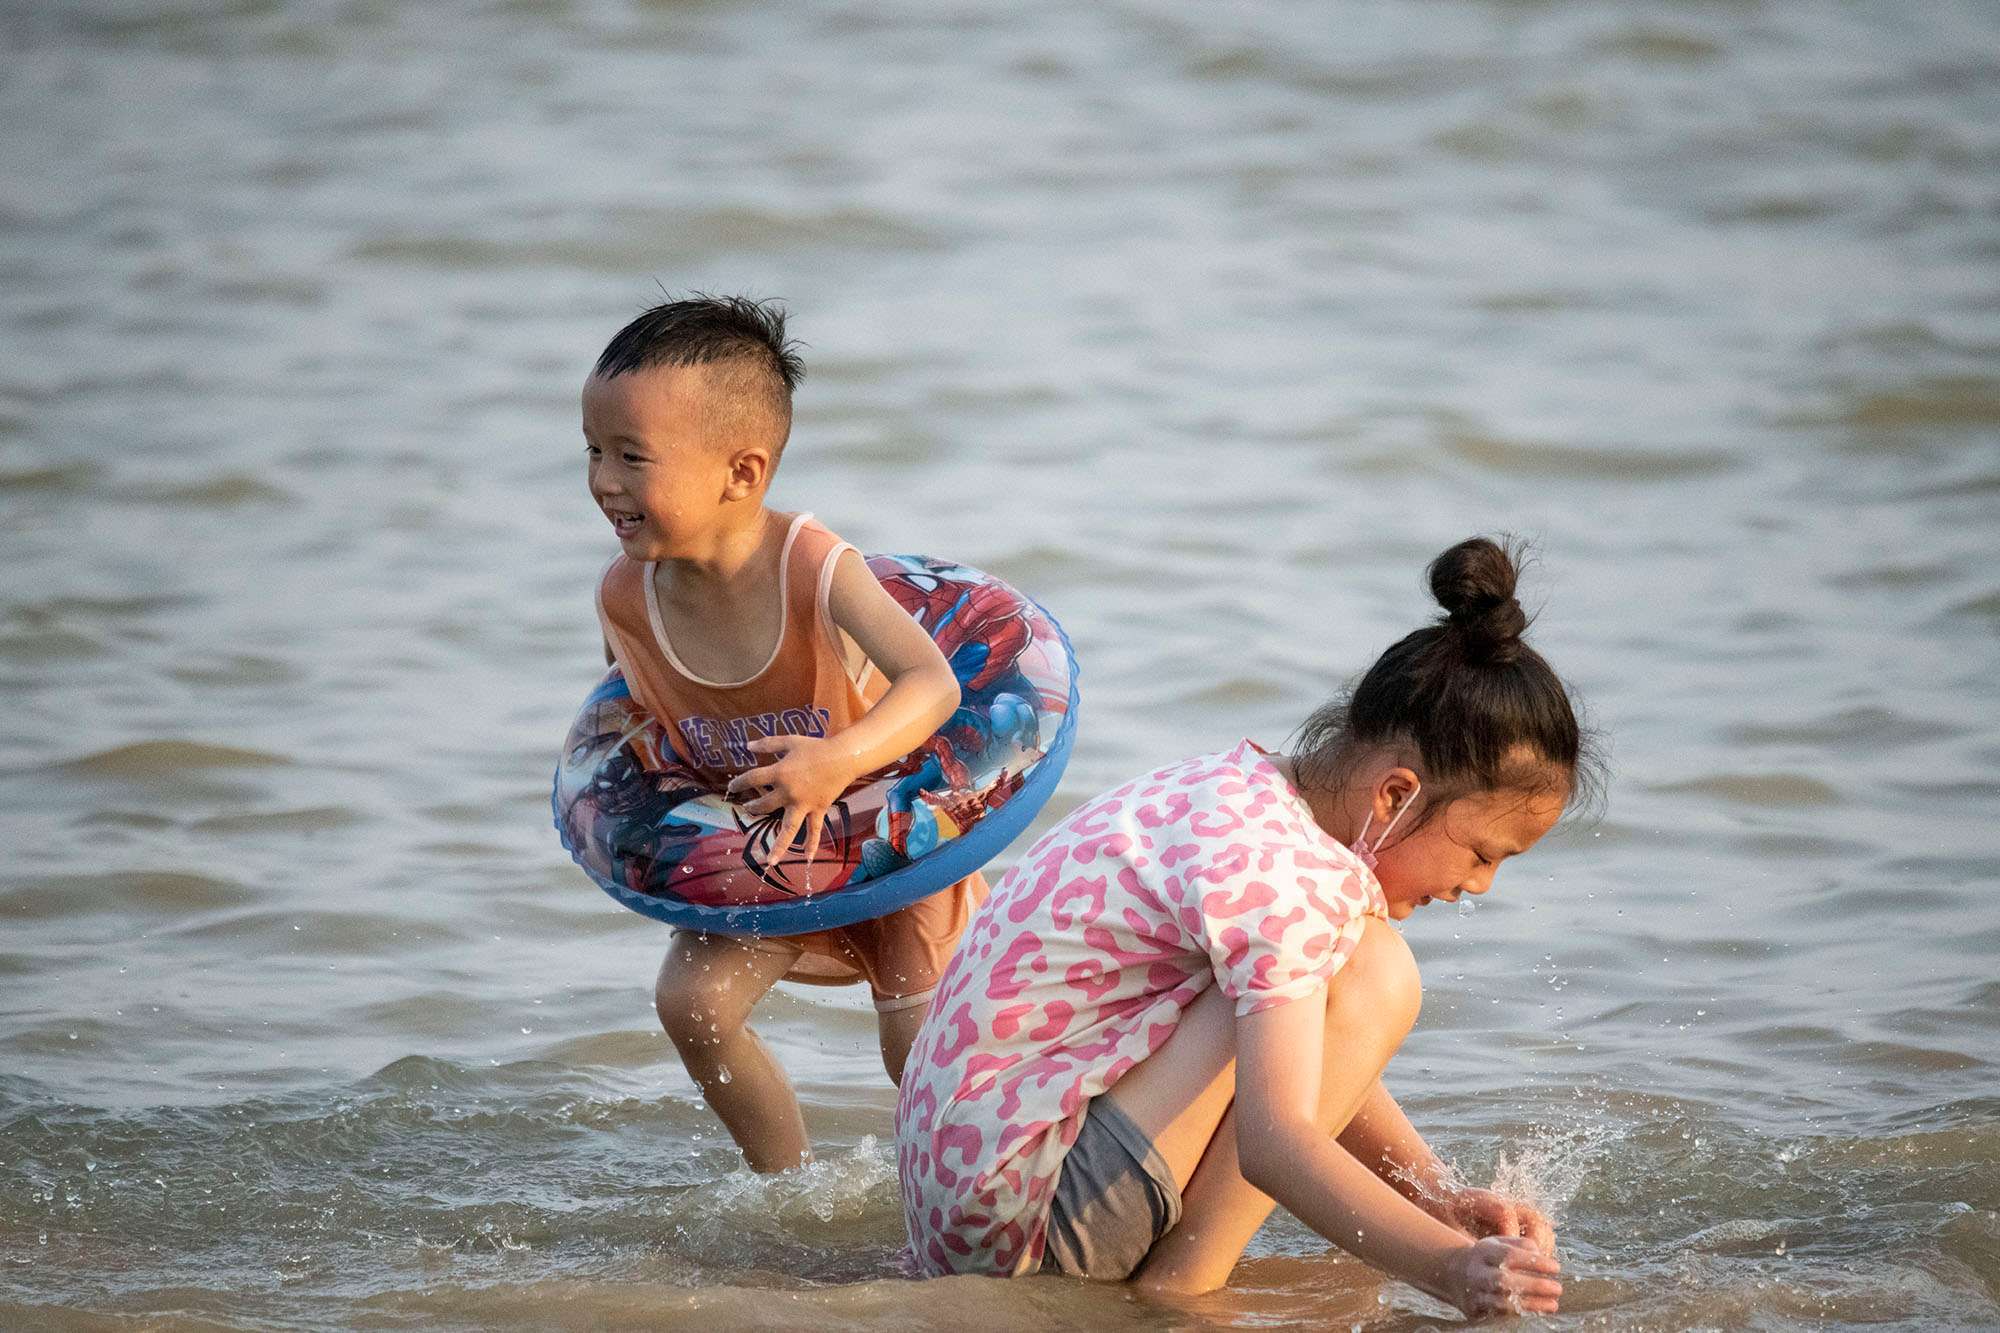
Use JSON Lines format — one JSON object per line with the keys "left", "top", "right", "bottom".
{"left": 1357, "top": 779, "right": 1422, "bottom": 865}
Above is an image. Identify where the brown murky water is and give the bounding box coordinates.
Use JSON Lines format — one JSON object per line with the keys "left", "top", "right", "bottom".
{"left": 3, "top": 1, "right": 1997, "bottom": 1327}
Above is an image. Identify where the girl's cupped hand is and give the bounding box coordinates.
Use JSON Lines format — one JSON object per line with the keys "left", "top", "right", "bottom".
{"left": 1444, "top": 1235, "right": 1562, "bottom": 1317}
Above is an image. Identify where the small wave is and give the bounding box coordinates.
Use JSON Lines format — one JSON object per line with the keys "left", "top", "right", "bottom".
{"left": 0, "top": 463, "right": 97, "bottom": 493}
{"left": 357, "top": 993, "right": 498, "bottom": 1038}
{"left": 1165, "top": 676, "right": 1289, "bottom": 709}
{"left": 1683, "top": 1215, "right": 1786, "bottom": 1252}
{"left": 1441, "top": 426, "right": 1736, "bottom": 480}
{"left": 0, "top": 628, "right": 105, "bottom": 663}
{"left": 23, "top": 592, "right": 198, "bottom": 619}
{"left": 1732, "top": 829, "right": 1873, "bottom": 860}
{"left": 55, "top": 740, "right": 291, "bottom": 777}
{"left": 1591, "top": 26, "right": 1724, "bottom": 63}
{"left": 190, "top": 805, "right": 362, "bottom": 836}
{"left": 1706, "top": 193, "right": 1841, "bottom": 225}
{"left": 1474, "top": 287, "right": 1589, "bottom": 313}
{"left": 1948, "top": 587, "right": 2000, "bottom": 622}
{"left": 1829, "top": 561, "right": 1957, "bottom": 591}
{"left": 0, "top": 870, "right": 258, "bottom": 920}
{"left": 531, "top": 1029, "right": 672, "bottom": 1071}
{"left": 1430, "top": 121, "right": 1525, "bottom": 162}
{"left": 1797, "top": 376, "right": 2000, "bottom": 431}
{"left": 113, "top": 473, "right": 295, "bottom": 507}
{"left": 351, "top": 205, "right": 946, "bottom": 274}
{"left": 166, "top": 654, "right": 302, "bottom": 688}
{"left": 1650, "top": 771, "right": 1843, "bottom": 807}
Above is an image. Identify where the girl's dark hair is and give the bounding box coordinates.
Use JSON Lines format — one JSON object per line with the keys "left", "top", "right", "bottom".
{"left": 1293, "top": 537, "right": 1602, "bottom": 818}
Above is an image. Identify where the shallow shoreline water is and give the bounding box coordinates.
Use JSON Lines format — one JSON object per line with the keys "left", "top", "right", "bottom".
{"left": 4, "top": 0, "right": 1998, "bottom": 1327}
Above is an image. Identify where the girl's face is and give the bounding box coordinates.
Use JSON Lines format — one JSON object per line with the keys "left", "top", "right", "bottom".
{"left": 1370, "top": 785, "right": 1566, "bottom": 920}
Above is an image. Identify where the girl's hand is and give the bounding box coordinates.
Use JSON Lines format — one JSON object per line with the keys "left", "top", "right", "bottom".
{"left": 726, "top": 734, "right": 859, "bottom": 866}
{"left": 1442, "top": 1235, "right": 1562, "bottom": 1317}
{"left": 1435, "top": 1186, "right": 1557, "bottom": 1255}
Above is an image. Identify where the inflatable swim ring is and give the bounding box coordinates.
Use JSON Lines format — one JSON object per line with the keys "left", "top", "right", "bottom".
{"left": 552, "top": 554, "right": 1077, "bottom": 935}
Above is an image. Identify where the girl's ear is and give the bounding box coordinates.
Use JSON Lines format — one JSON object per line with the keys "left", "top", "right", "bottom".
{"left": 723, "top": 445, "right": 770, "bottom": 499}
{"left": 1374, "top": 766, "right": 1422, "bottom": 824}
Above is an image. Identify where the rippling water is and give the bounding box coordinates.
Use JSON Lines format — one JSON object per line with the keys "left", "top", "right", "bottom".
{"left": 4, "top": 0, "right": 1998, "bottom": 1327}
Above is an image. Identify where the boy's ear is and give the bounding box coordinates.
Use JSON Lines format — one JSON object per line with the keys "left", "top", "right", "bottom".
{"left": 722, "top": 445, "right": 771, "bottom": 499}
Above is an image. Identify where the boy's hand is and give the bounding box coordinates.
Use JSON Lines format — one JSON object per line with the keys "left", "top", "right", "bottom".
{"left": 1443, "top": 1235, "right": 1562, "bottom": 1317}
{"left": 727, "top": 734, "right": 860, "bottom": 868}
{"left": 1434, "top": 1186, "right": 1557, "bottom": 1256}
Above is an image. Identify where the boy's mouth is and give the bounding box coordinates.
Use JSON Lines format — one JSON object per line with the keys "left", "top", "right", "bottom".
{"left": 604, "top": 507, "right": 644, "bottom": 537}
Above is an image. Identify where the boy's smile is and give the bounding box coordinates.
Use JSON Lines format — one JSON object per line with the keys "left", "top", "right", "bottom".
{"left": 582, "top": 366, "right": 741, "bottom": 562}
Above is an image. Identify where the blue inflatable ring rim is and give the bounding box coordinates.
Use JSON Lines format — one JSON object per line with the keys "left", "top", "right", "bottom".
{"left": 550, "top": 566, "right": 1078, "bottom": 935}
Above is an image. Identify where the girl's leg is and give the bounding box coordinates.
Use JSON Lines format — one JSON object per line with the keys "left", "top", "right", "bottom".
{"left": 874, "top": 997, "right": 929, "bottom": 1086}
{"left": 654, "top": 932, "right": 810, "bottom": 1173}
{"left": 1107, "top": 919, "right": 1422, "bottom": 1295}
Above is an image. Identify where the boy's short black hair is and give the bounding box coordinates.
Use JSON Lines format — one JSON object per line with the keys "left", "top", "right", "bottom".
{"left": 594, "top": 294, "right": 805, "bottom": 445}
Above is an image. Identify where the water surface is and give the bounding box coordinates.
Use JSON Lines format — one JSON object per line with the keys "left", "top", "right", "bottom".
{"left": 3, "top": 1, "right": 1998, "bottom": 1327}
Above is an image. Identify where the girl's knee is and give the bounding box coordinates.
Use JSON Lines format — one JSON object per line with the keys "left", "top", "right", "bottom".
{"left": 1329, "top": 917, "right": 1422, "bottom": 1036}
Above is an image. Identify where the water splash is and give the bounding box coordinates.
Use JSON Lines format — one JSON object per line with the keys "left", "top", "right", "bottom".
{"left": 682, "top": 1136, "right": 898, "bottom": 1233}
{"left": 1485, "top": 1112, "right": 1629, "bottom": 1220}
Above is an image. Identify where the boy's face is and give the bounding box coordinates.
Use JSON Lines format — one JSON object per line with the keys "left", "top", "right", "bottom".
{"left": 582, "top": 365, "right": 743, "bottom": 561}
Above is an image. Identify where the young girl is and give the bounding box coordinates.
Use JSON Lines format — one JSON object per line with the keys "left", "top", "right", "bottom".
{"left": 895, "top": 537, "right": 1597, "bottom": 1318}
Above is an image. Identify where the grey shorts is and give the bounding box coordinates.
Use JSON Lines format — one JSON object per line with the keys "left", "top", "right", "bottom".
{"left": 1040, "top": 1094, "right": 1183, "bottom": 1280}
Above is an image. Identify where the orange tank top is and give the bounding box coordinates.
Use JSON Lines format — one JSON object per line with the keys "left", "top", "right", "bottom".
{"left": 596, "top": 513, "right": 887, "bottom": 790}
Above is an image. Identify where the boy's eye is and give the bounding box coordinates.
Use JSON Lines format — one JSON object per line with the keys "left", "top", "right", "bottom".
{"left": 623, "top": 452, "right": 647, "bottom": 465}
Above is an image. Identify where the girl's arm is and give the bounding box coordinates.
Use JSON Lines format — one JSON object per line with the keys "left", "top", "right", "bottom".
{"left": 1341, "top": 1080, "right": 1557, "bottom": 1255}
{"left": 727, "top": 549, "right": 959, "bottom": 862}
{"left": 1235, "top": 997, "right": 1562, "bottom": 1317}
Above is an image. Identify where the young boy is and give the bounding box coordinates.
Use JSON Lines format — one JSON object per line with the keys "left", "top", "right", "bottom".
{"left": 583, "top": 295, "right": 984, "bottom": 1172}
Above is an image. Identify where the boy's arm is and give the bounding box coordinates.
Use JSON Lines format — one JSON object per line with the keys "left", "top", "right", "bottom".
{"left": 1341, "top": 1079, "right": 1556, "bottom": 1255}
{"left": 726, "top": 549, "right": 959, "bottom": 863}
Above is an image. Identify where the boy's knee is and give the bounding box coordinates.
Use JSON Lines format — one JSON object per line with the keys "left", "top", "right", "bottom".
{"left": 1330, "top": 918, "right": 1422, "bottom": 1037}
{"left": 876, "top": 1000, "right": 929, "bottom": 1086}
{"left": 654, "top": 960, "right": 743, "bottom": 1048}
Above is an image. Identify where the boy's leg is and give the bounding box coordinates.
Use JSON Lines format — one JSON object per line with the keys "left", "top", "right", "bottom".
{"left": 873, "top": 995, "right": 930, "bottom": 1086}
{"left": 858, "top": 870, "right": 983, "bottom": 1086}
{"left": 1106, "top": 920, "right": 1421, "bottom": 1295}
{"left": 655, "top": 931, "right": 810, "bottom": 1173}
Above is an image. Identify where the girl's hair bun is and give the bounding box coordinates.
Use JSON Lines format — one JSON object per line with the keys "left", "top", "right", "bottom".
{"left": 1427, "top": 537, "right": 1529, "bottom": 666}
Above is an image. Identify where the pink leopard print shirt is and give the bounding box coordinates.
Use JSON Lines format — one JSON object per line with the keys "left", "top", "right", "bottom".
{"left": 895, "top": 740, "right": 1387, "bottom": 1276}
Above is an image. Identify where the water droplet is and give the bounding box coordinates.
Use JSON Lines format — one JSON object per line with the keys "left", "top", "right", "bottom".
{"left": 716, "top": 1065, "right": 733, "bottom": 1085}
